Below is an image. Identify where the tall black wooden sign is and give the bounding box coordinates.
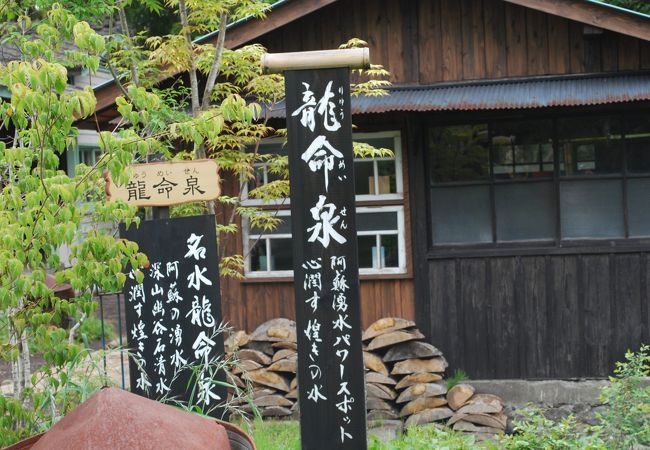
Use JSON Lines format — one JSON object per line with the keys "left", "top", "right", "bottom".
{"left": 120, "top": 214, "right": 227, "bottom": 418}
{"left": 286, "top": 68, "right": 368, "bottom": 449}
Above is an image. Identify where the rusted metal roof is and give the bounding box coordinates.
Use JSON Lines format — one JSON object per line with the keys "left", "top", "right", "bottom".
{"left": 265, "top": 73, "right": 650, "bottom": 117}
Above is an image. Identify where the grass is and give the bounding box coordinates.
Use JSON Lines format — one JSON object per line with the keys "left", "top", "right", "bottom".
{"left": 245, "top": 419, "right": 494, "bottom": 450}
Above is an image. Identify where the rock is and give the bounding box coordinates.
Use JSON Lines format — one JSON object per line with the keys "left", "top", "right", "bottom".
{"left": 366, "top": 397, "right": 394, "bottom": 411}
{"left": 272, "top": 348, "right": 297, "bottom": 363}
{"left": 286, "top": 388, "right": 298, "bottom": 400}
{"left": 232, "top": 359, "right": 263, "bottom": 375}
{"left": 261, "top": 406, "right": 292, "bottom": 417}
{"left": 362, "top": 317, "right": 417, "bottom": 341}
{"left": 449, "top": 412, "right": 507, "bottom": 430}
{"left": 272, "top": 341, "right": 298, "bottom": 351}
{"left": 365, "top": 371, "right": 397, "bottom": 386}
{"left": 404, "top": 407, "right": 454, "bottom": 426}
{"left": 368, "top": 420, "right": 403, "bottom": 442}
{"left": 395, "top": 372, "right": 443, "bottom": 390}
{"left": 250, "top": 318, "right": 297, "bottom": 343}
{"left": 383, "top": 341, "right": 443, "bottom": 362}
{"left": 391, "top": 357, "right": 448, "bottom": 375}
{"left": 456, "top": 394, "right": 504, "bottom": 415}
{"left": 290, "top": 377, "right": 298, "bottom": 390}
{"left": 363, "top": 351, "right": 389, "bottom": 376}
{"left": 367, "top": 383, "right": 397, "bottom": 401}
{"left": 367, "top": 409, "right": 399, "bottom": 421}
{"left": 224, "top": 330, "right": 250, "bottom": 353}
{"left": 237, "top": 349, "right": 272, "bottom": 366}
{"left": 452, "top": 420, "right": 504, "bottom": 435}
{"left": 396, "top": 382, "right": 447, "bottom": 403}
{"left": 246, "top": 341, "right": 275, "bottom": 355}
{"left": 226, "top": 373, "right": 245, "bottom": 389}
{"left": 252, "top": 388, "right": 276, "bottom": 399}
{"left": 447, "top": 383, "right": 475, "bottom": 410}
{"left": 254, "top": 395, "right": 293, "bottom": 408}
{"left": 367, "top": 330, "right": 424, "bottom": 351}
{"left": 267, "top": 355, "right": 297, "bottom": 373}
{"left": 399, "top": 397, "right": 448, "bottom": 417}
{"left": 244, "top": 369, "right": 291, "bottom": 392}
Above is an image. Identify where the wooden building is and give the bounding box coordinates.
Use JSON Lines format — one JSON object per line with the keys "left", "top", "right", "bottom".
{"left": 92, "top": 0, "right": 650, "bottom": 379}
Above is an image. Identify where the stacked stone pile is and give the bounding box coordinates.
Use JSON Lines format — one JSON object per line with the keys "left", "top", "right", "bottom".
{"left": 224, "top": 316, "right": 507, "bottom": 440}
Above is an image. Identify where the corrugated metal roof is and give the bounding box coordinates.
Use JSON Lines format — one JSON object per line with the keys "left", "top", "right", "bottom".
{"left": 264, "top": 73, "right": 650, "bottom": 117}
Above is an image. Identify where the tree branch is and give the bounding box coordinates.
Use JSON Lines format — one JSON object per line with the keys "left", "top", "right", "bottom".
{"left": 178, "top": 0, "right": 200, "bottom": 116}
{"left": 201, "top": 12, "right": 228, "bottom": 111}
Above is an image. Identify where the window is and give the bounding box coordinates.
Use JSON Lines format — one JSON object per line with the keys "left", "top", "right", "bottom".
{"left": 66, "top": 145, "right": 102, "bottom": 176}
{"left": 242, "top": 131, "right": 407, "bottom": 277}
{"left": 427, "top": 114, "right": 650, "bottom": 248}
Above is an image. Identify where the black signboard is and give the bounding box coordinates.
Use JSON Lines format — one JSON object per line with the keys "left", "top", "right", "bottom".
{"left": 120, "top": 214, "right": 227, "bottom": 418}
{"left": 286, "top": 68, "right": 368, "bottom": 449}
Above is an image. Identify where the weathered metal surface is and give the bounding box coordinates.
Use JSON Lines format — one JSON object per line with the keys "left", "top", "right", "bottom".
{"left": 4, "top": 387, "right": 253, "bottom": 450}
{"left": 264, "top": 73, "right": 650, "bottom": 117}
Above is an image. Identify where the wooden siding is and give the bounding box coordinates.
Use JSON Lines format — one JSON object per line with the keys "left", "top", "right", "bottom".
{"left": 425, "top": 253, "right": 650, "bottom": 379}
{"left": 255, "top": 0, "right": 650, "bottom": 84}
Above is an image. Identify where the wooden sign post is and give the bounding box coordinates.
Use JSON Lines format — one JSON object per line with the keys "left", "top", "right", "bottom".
{"left": 268, "top": 49, "right": 370, "bottom": 449}
{"left": 113, "top": 159, "right": 227, "bottom": 418}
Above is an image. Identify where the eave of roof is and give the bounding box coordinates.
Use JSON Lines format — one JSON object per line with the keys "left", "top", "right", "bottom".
{"left": 261, "top": 72, "right": 650, "bottom": 117}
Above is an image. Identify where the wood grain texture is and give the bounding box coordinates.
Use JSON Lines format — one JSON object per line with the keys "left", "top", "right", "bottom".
{"left": 440, "top": 0, "right": 463, "bottom": 81}
{"left": 525, "top": 9, "right": 549, "bottom": 75}
{"left": 505, "top": 3, "right": 528, "bottom": 77}
{"left": 461, "top": 0, "right": 487, "bottom": 80}
{"left": 618, "top": 35, "right": 640, "bottom": 71}
{"left": 547, "top": 15, "right": 570, "bottom": 74}
{"left": 483, "top": 0, "right": 508, "bottom": 78}
{"left": 417, "top": 0, "right": 443, "bottom": 82}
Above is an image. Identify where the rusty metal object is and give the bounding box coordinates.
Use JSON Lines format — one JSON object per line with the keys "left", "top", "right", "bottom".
{"left": 4, "top": 387, "right": 255, "bottom": 450}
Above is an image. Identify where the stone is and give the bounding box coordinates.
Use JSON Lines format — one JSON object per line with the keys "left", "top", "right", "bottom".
{"left": 396, "top": 382, "right": 448, "bottom": 403}
{"left": 365, "top": 371, "right": 397, "bottom": 386}
{"left": 452, "top": 420, "right": 504, "bottom": 435}
{"left": 272, "top": 348, "right": 297, "bottom": 363}
{"left": 367, "top": 383, "right": 397, "bottom": 401}
{"left": 224, "top": 330, "right": 250, "bottom": 353}
{"left": 404, "top": 407, "right": 454, "bottom": 426}
{"left": 366, "top": 397, "right": 394, "bottom": 411}
{"left": 237, "top": 348, "right": 272, "bottom": 366}
{"left": 232, "top": 359, "right": 262, "bottom": 375}
{"left": 362, "top": 317, "right": 416, "bottom": 341}
{"left": 448, "top": 412, "right": 507, "bottom": 430}
{"left": 364, "top": 351, "right": 389, "bottom": 376}
{"left": 399, "top": 397, "right": 448, "bottom": 417}
{"left": 395, "top": 372, "right": 443, "bottom": 390}
{"left": 368, "top": 420, "right": 403, "bottom": 442}
{"left": 254, "top": 394, "right": 293, "bottom": 408}
{"left": 267, "top": 355, "right": 297, "bottom": 373}
{"left": 261, "top": 406, "right": 292, "bottom": 417}
{"left": 367, "top": 409, "right": 400, "bottom": 421}
{"left": 447, "top": 383, "right": 475, "bottom": 410}
{"left": 367, "top": 330, "right": 425, "bottom": 351}
{"left": 250, "top": 318, "right": 297, "bottom": 343}
{"left": 391, "top": 357, "right": 448, "bottom": 375}
{"left": 244, "top": 369, "right": 291, "bottom": 392}
{"left": 456, "top": 394, "right": 504, "bottom": 415}
{"left": 383, "top": 341, "right": 443, "bottom": 362}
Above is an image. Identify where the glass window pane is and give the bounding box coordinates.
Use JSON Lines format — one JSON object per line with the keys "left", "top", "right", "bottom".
{"left": 354, "top": 160, "right": 375, "bottom": 195}
{"left": 357, "top": 211, "right": 398, "bottom": 232}
{"left": 358, "top": 235, "right": 376, "bottom": 268}
{"left": 491, "top": 120, "right": 554, "bottom": 180}
{"left": 377, "top": 160, "right": 397, "bottom": 193}
{"left": 628, "top": 179, "right": 650, "bottom": 237}
{"left": 560, "top": 180, "right": 624, "bottom": 238}
{"left": 380, "top": 234, "right": 399, "bottom": 268}
{"left": 558, "top": 117, "right": 623, "bottom": 176}
{"left": 625, "top": 116, "right": 650, "bottom": 174}
{"left": 250, "top": 216, "right": 292, "bottom": 235}
{"left": 429, "top": 125, "right": 489, "bottom": 182}
{"left": 430, "top": 185, "right": 492, "bottom": 244}
{"left": 495, "top": 182, "right": 556, "bottom": 241}
{"left": 249, "top": 239, "right": 267, "bottom": 271}
{"left": 269, "top": 238, "right": 293, "bottom": 270}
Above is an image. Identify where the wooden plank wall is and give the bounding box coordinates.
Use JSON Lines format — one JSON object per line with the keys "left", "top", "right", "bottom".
{"left": 427, "top": 253, "right": 650, "bottom": 379}
{"left": 255, "top": 0, "right": 650, "bottom": 84}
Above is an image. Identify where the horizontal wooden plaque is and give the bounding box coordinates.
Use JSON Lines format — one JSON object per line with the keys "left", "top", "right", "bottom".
{"left": 105, "top": 160, "right": 220, "bottom": 207}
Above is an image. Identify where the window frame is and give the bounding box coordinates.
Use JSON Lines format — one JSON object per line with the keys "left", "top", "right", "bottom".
{"left": 426, "top": 113, "right": 650, "bottom": 253}
{"left": 241, "top": 130, "right": 408, "bottom": 279}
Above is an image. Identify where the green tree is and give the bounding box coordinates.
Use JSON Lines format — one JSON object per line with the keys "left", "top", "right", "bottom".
{"left": 0, "top": 0, "right": 389, "bottom": 444}
{"left": 599, "top": 0, "right": 650, "bottom": 15}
